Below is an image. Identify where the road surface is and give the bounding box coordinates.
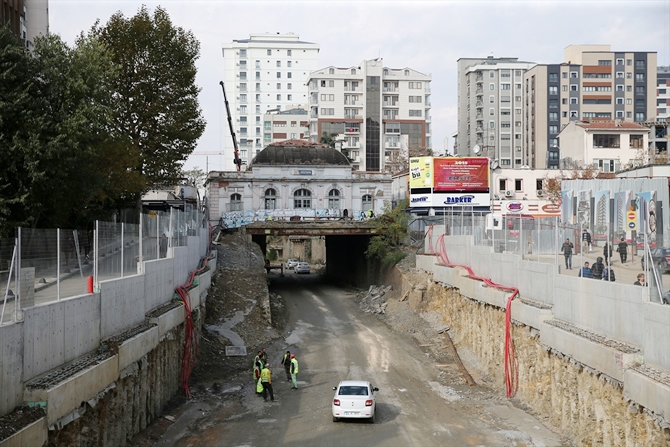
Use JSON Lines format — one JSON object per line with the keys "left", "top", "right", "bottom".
{"left": 152, "top": 274, "right": 568, "bottom": 446}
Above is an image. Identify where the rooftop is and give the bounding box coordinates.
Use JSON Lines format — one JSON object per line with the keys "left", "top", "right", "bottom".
{"left": 251, "top": 140, "right": 351, "bottom": 166}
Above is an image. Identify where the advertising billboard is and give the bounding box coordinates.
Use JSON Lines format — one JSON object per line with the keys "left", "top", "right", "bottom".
{"left": 432, "top": 157, "right": 490, "bottom": 192}
{"left": 409, "top": 157, "right": 434, "bottom": 188}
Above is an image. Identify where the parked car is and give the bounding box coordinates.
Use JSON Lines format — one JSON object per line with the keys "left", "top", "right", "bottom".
{"left": 285, "top": 258, "right": 299, "bottom": 269}
{"left": 640, "top": 248, "right": 670, "bottom": 273}
{"left": 294, "top": 262, "right": 310, "bottom": 274}
{"left": 332, "top": 380, "right": 378, "bottom": 423}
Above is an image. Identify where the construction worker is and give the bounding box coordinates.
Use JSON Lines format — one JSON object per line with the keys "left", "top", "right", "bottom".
{"left": 290, "top": 354, "right": 299, "bottom": 390}
{"left": 260, "top": 363, "right": 274, "bottom": 401}
{"left": 260, "top": 348, "right": 268, "bottom": 364}
{"left": 281, "top": 350, "right": 292, "bottom": 381}
{"left": 253, "top": 351, "right": 263, "bottom": 395}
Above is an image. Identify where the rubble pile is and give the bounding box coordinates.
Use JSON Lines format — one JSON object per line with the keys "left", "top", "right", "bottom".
{"left": 357, "top": 284, "right": 393, "bottom": 314}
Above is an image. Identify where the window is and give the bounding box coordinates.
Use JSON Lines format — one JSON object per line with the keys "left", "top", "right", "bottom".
{"left": 230, "top": 193, "right": 242, "bottom": 211}
{"left": 549, "top": 73, "right": 559, "bottom": 82}
{"left": 287, "top": 49, "right": 292, "bottom": 56}
{"left": 240, "top": 60, "right": 247, "bottom": 69}
{"left": 499, "top": 179, "right": 507, "bottom": 191}
{"left": 329, "top": 80, "right": 334, "bottom": 87}
{"left": 240, "top": 105, "right": 247, "bottom": 114}
{"left": 515, "top": 96, "right": 521, "bottom": 102}
{"left": 616, "top": 58, "right": 624, "bottom": 65}
{"left": 489, "top": 108, "right": 495, "bottom": 116}
{"left": 562, "top": 72, "right": 568, "bottom": 78}
{"left": 583, "top": 86, "right": 611, "bottom": 92}
{"left": 409, "top": 110, "right": 422, "bottom": 117}
{"left": 362, "top": 194, "right": 372, "bottom": 211}
{"left": 562, "top": 111, "right": 568, "bottom": 118}
{"left": 320, "top": 108, "right": 335, "bottom": 115}
{"left": 240, "top": 49, "right": 247, "bottom": 57}
{"left": 287, "top": 94, "right": 292, "bottom": 101}
{"left": 489, "top": 121, "right": 495, "bottom": 129}
{"left": 501, "top": 72, "right": 510, "bottom": 78}
{"left": 630, "top": 135, "right": 644, "bottom": 149}
{"left": 627, "top": 111, "right": 632, "bottom": 118}
{"left": 240, "top": 116, "right": 247, "bottom": 124}
{"left": 549, "top": 138, "right": 558, "bottom": 147}
{"left": 264, "top": 133, "right": 271, "bottom": 142}
{"left": 264, "top": 188, "right": 277, "bottom": 209}
{"left": 408, "top": 82, "right": 422, "bottom": 89}
{"left": 287, "top": 61, "right": 292, "bottom": 67}
{"left": 549, "top": 112, "right": 558, "bottom": 121}
{"left": 549, "top": 86, "right": 558, "bottom": 95}
{"left": 515, "top": 70, "right": 521, "bottom": 77}
{"left": 501, "top": 83, "right": 511, "bottom": 90}
{"left": 256, "top": 84, "right": 261, "bottom": 92}
{"left": 627, "top": 59, "right": 632, "bottom": 66}
{"left": 489, "top": 72, "right": 495, "bottom": 78}
{"left": 549, "top": 99, "right": 558, "bottom": 108}
{"left": 276, "top": 60, "right": 281, "bottom": 67}
{"left": 240, "top": 93, "right": 247, "bottom": 102}
{"left": 626, "top": 98, "right": 633, "bottom": 105}
{"left": 636, "top": 73, "right": 645, "bottom": 82}
{"left": 514, "top": 179, "right": 522, "bottom": 192}
{"left": 616, "top": 111, "right": 624, "bottom": 118}
{"left": 287, "top": 83, "right": 292, "bottom": 90}
{"left": 294, "top": 189, "right": 311, "bottom": 209}
{"left": 489, "top": 95, "right": 495, "bottom": 104}
{"left": 627, "top": 72, "right": 632, "bottom": 79}
{"left": 276, "top": 72, "right": 281, "bottom": 78}
{"left": 598, "top": 60, "right": 612, "bottom": 66}
{"left": 627, "top": 85, "right": 632, "bottom": 92}
{"left": 616, "top": 85, "right": 624, "bottom": 91}
{"left": 267, "top": 49, "right": 272, "bottom": 56}
{"left": 501, "top": 109, "right": 510, "bottom": 115}
{"left": 489, "top": 83, "right": 495, "bottom": 91}
{"left": 255, "top": 60, "right": 260, "bottom": 68}
{"left": 570, "top": 72, "right": 578, "bottom": 78}
{"left": 562, "top": 98, "right": 568, "bottom": 104}
{"left": 635, "top": 60, "right": 645, "bottom": 69}
{"left": 593, "top": 134, "right": 620, "bottom": 148}
{"left": 320, "top": 94, "right": 335, "bottom": 101}
{"left": 351, "top": 69, "right": 356, "bottom": 75}
{"left": 240, "top": 72, "right": 247, "bottom": 80}
{"left": 635, "top": 112, "right": 645, "bottom": 121}
{"left": 562, "top": 85, "right": 568, "bottom": 91}
{"left": 328, "top": 189, "right": 340, "bottom": 210}
{"left": 515, "top": 83, "right": 521, "bottom": 90}
{"left": 277, "top": 94, "right": 281, "bottom": 100}
{"left": 409, "top": 96, "right": 422, "bottom": 103}
{"left": 616, "top": 98, "right": 624, "bottom": 105}
{"left": 515, "top": 121, "right": 521, "bottom": 127}
{"left": 570, "top": 111, "right": 578, "bottom": 118}
{"left": 277, "top": 83, "right": 281, "bottom": 90}
{"left": 635, "top": 86, "right": 645, "bottom": 95}
{"left": 570, "top": 98, "right": 578, "bottom": 104}
{"left": 549, "top": 125, "right": 558, "bottom": 134}
{"left": 570, "top": 85, "right": 578, "bottom": 91}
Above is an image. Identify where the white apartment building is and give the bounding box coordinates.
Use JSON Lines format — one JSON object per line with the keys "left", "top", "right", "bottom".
{"left": 307, "top": 58, "right": 432, "bottom": 173}
{"left": 658, "top": 66, "right": 670, "bottom": 122}
{"left": 456, "top": 57, "right": 536, "bottom": 165}
{"left": 221, "top": 33, "right": 320, "bottom": 171}
{"left": 262, "top": 107, "right": 310, "bottom": 146}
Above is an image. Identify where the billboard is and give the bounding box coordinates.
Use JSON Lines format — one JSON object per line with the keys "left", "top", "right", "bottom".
{"left": 433, "top": 157, "right": 489, "bottom": 192}
{"left": 409, "top": 157, "right": 491, "bottom": 208}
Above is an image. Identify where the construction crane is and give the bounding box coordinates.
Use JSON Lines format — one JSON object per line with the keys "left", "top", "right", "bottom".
{"left": 219, "top": 81, "right": 242, "bottom": 171}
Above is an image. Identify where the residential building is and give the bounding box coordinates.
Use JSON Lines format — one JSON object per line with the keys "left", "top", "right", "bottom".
{"left": 557, "top": 120, "right": 650, "bottom": 172}
{"left": 525, "top": 45, "right": 657, "bottom": 169}
{"left": 307, "top": 58, "right": 432, "bottom": 173}
{"left": 1, "top": 0, "right": 25, "bottom": 41}
{"left": 221, "top": 33, "right": 320, "bottom": 170}
{"left": 489, "top": 168, "right": 561, "bottom": 218}
{"left": 456, "top": 56, "right": 536, "bottom": 166}
{"left": 262, "top": 107, "right": 310, "bottom": 146}
{"left": 25, "top": 0, "right": 47, "bottom": 49}
{"left": 658, "top": 66, "right": 670, "bottom": 122}
{"left": 206, "top": 140, "right": 391, "bottom": 225}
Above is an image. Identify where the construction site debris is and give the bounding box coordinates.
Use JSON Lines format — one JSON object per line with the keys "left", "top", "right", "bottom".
{"left": 357, "top": 284, "right": 393, "bottom": 314}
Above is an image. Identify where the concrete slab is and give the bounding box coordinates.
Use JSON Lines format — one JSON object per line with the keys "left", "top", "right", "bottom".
{"left": 510, "top": 299, "right": 552, "bottom": 330}
{"left": 148, "top": 305, "right": 185, "bottom": 338}
{"left": 24, "top": 356, "right": 118, "bottom": 426}
{"left": 118, "top": 326, "right": 159, "bottom": 372}
{"left": 624, "top": 368, "right": 670, "bottom": 422}
{"left": 540, "top": 321, "right": 642, "bottom": 382}
{"left": 0, "top": 416, "right": 47, "bottom": 447}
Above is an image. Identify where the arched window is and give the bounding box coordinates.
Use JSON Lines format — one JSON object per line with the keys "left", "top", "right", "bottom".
{"left": 294, "top": 189, "right": 311, "bottom": 209}
{"left": 362, "top": 194, "right": 372, "bottom": 211}
{"left": 264, "top": 188, "right": 277, "bottom": 210}
{"left": 230, "top": 193, "right": 242, "bottom": 211}
{"left": 328, "top": 189, "right": 340, "bottom": 210}
{"left": 328, "top": 68, "right": 335, "bottom": 74}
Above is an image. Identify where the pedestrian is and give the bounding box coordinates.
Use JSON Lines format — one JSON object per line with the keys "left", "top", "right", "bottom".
{"left": 581, "top": 229, "right": 592, "bottom": 253}
{"left": 253, "top": 351, "right": 263, "bottom": 395}
{"left": 290, "top": 354, "right": 299, "bottom": 390}
{"left": 260, "top": 348, "right": 268, "bottom": 364}
{"left": 561, "top": 238, "right": 574, "bottom": 269}
{"left": 602, "top": 261, "right": 616, "bottom": 281}
{"left": 578, "top": 262, "right": 593, "bottom": 278}
{"left": 159, "top": 233, "right": 168, "bottom": 258}
{"left": 603, "top": 242, "right": 613, "bottom": 264}
{"left": 586, "top": 228, "right": 593, "bottom": 252}
{"left": 617, "top": 238, "right": 628, "bottom": 263}
{"left": 634, "top": 273, "right": 646, "bottom": 286}
{"left": 591, "top": 257, "right": 605, "bottom": 280}
{"left": 260, "top": 363, "right": 274, "bottom": 401}
{"left": 281, "top": 350, "right": 292, "bottom": 381}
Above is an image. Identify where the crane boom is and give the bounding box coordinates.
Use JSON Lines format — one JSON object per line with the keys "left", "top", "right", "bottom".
{"left": 219, "top": 81, "right": 242, "bottom": 171}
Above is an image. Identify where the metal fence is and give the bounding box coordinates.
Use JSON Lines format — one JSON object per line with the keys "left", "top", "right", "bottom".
{"left": 1, "top": 208, "right": 206, "bottom": 325}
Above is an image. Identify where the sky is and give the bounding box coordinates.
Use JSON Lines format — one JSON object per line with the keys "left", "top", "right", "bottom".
{"left": 50, "top": 0, "right": 670, "bottom": 172}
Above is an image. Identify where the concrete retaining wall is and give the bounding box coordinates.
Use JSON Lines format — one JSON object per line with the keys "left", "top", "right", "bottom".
{"left": 416, "top": 229, "right": 670, "bottom": 445}
{"left": 0, "top": 232, "right": 214, "bottom": 447}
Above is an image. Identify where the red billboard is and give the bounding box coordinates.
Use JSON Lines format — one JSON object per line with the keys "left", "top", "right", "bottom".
{"left": 433, "top": 157, "right": 490, "bottom": 192}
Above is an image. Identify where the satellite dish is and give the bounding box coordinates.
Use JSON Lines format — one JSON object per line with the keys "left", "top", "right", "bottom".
{"left": 473, "top": 145, "right": 481, "bottom": 155}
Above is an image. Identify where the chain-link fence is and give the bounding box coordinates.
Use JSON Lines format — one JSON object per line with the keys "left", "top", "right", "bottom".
{"left": 1, "top": 208, "right": 206, "bottom": 325}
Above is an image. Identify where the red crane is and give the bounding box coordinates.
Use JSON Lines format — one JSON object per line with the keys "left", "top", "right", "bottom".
{"left": 219, "top": 81, "right": 242, "bottom": 171}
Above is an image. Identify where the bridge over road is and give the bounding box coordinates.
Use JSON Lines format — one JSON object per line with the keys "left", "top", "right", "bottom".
{"left": 244, "top": 220, "right": 378, "bottom": 286}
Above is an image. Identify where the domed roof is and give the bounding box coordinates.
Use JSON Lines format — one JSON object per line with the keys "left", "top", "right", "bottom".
{"left": 251, "top": 140, "right": 351, "bottom": 166}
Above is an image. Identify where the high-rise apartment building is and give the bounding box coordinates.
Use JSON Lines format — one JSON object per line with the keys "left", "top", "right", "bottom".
{"left": 221, "top": 33, "right": 319, "bottom": 171}
{"left": 307, "top": 58, "right": 431, "bottom": 173}
{"left": 1, "top": 0, "right": 48, "bottom": 49}
{"left": 263, "top": 107, "right": 310, "bottom": 146}
{"left": 657, "top": 66, "right": 670, "bottom": 122}
{"left": 456, "top": 57, "right": 535, "bottom": 167}
{"left": 525, "top": 45, "right": 657, "bottom": 169}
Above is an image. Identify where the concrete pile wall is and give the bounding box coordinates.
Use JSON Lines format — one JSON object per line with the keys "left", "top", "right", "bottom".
{"left": 0, "top": 233, "right": 216, "bottom": 447}
{"left": 410, "top": 227, "right": 670, "bottom": 446}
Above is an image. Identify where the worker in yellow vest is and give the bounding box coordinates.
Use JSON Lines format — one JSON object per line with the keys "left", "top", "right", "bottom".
{"left": 260, "top": 363, "right": 274, "bottom": 401}
{"left": 290, "top": 354, "right": 299, "bottom": 390}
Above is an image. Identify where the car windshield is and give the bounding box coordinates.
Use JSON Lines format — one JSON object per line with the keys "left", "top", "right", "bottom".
{"left": 338, "top": 386, "right": 368, "bottom": 396}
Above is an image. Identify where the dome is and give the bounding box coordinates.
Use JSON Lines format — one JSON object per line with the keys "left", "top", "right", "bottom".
{"left": 251, "top": 140, "right": 351, "bottom": 166}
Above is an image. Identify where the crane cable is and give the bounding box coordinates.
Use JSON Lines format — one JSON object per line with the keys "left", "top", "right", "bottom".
{"left": 426, "top": 225, "right": 519, "bottom": 398}
{"left": 176, "top": 224, "right": 214, "bottom": 397}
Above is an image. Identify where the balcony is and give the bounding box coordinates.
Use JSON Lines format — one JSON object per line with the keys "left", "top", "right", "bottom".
{"left": 343, "top": 141, "right": 361, "bottom": 149}
{"left": 344, "top": 113, "right": 362, "bottom": 119}
{"left": 383, "top": 101, "right": 399, "bottom": 107}
{"left": 345, "top": 127, "right": 360, "bottom": 134}
{"left": 476, "top": 88, "right": 483, "bottom": 94}
{"left": 344, "top": 87, "right": 360, "bottom": 92}
{"left": 383, "top": 87, "right": 398, "bottom": 92}
{"left": 385, "top": 141, "right": 400, "bottom": 148}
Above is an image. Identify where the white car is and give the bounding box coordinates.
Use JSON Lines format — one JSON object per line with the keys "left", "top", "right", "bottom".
{"left": 294, "top": 262, "right": 310, "bottom": 274}
{"left": 332, "top": 380, "right": 379, "bottom": 423}
{"left": 285, "top": 258, "right": 299, "bottom": 269}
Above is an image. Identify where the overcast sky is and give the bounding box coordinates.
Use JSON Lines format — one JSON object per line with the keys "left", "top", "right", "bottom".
{"left": 50, "top": 0, "right": 670, "bottom": 172}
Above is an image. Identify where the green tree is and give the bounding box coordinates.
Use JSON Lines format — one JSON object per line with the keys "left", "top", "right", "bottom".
{"left": 320, "top": 132, "right": 337, "bottom": 148}
{"left": 181, "top": 166, "right": 206, "bottom": 189}
{"left": 365, "top": 200, "right": 409, "bottom": 266}
{"left": 91, "top": 6, "right": 206, "bottom": 187}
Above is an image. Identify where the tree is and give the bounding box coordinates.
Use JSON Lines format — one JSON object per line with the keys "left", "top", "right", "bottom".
{"left": 366, "top": 200, "right": 409, "bottom": 266}
{"left": 91, "top": 6, "right": 206, "bottom": 187}
{"left": 320, "top": 132, "right": 338, "bottom": 148}
{"left": 181, "top": 167, "right": 206, "bottom": 189}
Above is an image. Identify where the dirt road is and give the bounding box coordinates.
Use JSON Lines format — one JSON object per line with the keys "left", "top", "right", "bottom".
{"left": 147, "top": 272, "right": 569, "bottom": 446}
